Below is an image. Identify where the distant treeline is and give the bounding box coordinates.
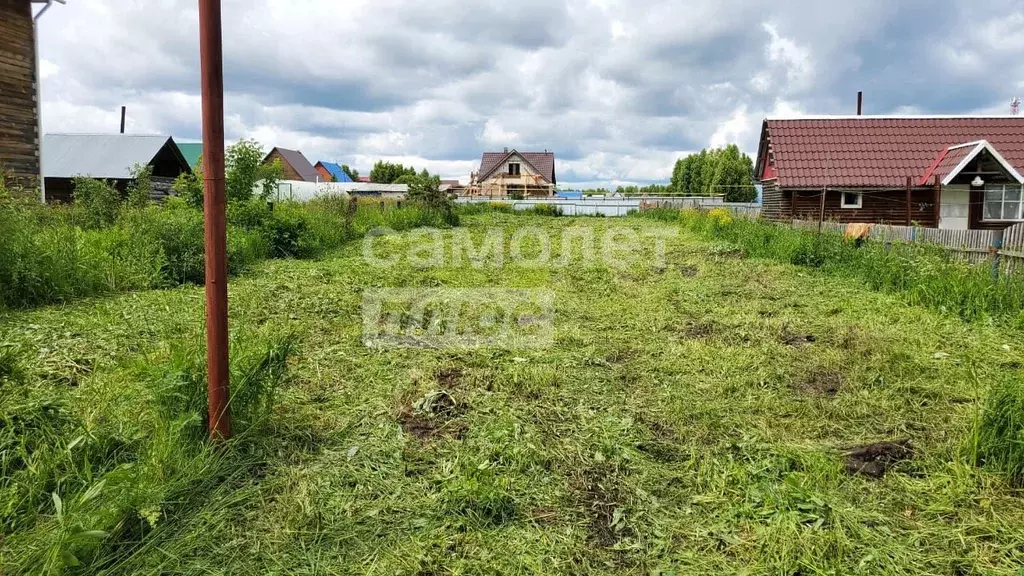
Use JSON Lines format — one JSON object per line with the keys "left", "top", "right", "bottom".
{"left": 573, "top": 144, "right": 757, "bottom": 202}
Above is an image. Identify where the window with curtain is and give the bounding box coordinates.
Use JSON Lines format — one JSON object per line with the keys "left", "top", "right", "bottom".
{"left": 984, "top": 184, "right": 1023, "bottom": 221}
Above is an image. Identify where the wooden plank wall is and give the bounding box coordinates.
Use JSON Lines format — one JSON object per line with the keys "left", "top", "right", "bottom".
{"left": 265, "top": 149, "right": 303, "bottom": 182}
{"left": 0, "top": 0, "right": 38, "bottom": 187}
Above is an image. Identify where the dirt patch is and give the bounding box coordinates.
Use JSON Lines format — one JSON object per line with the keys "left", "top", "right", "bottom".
{"left": 843, "top": 440, "right": 913, "bottom": 479}
{"left": 678, "top": 320, "right": 717, "bottom": 340}
{"left": 635, "top": 415, "right": 689, "bottom": 463}
{"left": 435, "top": 367, "right": 464, "bottom": 388}
{"left": 575, "top": 466, "right": 634, "bottom": 547}
{"left": 779, "top": 326, "right": 816, "bottom": 347}
{"left": 397, "top": 389, "right": 465, "bottom": 441}
{"left": 794, "top": 370, "right": 843, "bottom": 396}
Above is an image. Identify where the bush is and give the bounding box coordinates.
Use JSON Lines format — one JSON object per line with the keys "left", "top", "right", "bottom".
{"left": 72, "top": 178, "right": 121, "bottom": 229}
{"left": 529, "top": 204, "right": 563, "bottom": 217}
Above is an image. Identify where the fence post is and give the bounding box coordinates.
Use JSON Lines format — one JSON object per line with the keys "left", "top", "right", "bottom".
{"left": 990, "top": 229, "right": 1004, "bottom": 281}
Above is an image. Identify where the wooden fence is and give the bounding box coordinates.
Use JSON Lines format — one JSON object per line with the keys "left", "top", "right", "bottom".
{"left": 792, "top": 220, "right": 1024, "bottom": 275}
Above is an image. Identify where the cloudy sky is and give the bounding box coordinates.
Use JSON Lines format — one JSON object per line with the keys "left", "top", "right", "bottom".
{"left": 36, "top": 0, "right": 1024, "bottom": 187}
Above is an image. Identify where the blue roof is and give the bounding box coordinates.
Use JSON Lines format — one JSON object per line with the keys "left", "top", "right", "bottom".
{"left": 316, "top": 161, "right": 353, "bottom": 182}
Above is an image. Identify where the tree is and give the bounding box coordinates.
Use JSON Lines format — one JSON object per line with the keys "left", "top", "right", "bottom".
{"left": 173, "top": 161, "right": 204, "bottom": 208}
{"left": 341, "top": 164, "right": 359, "bottom": 182}
{"left": 369, "top": 161, "right": 416, "bottom": 184}
{"left": 668, "top": 145, "right": 755, "bottom": 200}
{"left": 174, "top": 140, "right": 283, "bottom": 206}
{"left": 226, "top": 139, "right": 282, "bottom": 202}
{"left": 126, "top": 163, "right": 153, "bottom": 208}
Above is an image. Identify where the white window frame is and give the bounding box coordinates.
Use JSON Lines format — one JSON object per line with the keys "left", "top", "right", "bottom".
{"left": 982, "top": 184, "right": 1024, "bottom": 222}
{"left": 840, "top": 191, "right": 863, "bottom": 209}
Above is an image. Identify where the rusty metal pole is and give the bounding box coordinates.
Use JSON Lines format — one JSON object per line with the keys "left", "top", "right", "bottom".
{"left": 199, "top": 0, "right": 230, "bottom": 441}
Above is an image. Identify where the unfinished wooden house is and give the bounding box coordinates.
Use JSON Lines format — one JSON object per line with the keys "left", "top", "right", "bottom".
{"left": 469, "top": 149, "right": 556, "bottom": 197}
{"left": 1, "top": 1, "right": 46, "bottom": 187}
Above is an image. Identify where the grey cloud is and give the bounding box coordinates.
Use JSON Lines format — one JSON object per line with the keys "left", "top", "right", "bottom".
{"left": 36, "top": 0, "right": 1024, "bottom": 187}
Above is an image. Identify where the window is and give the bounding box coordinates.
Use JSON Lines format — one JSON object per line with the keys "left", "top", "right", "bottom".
{"left": 841, "top": 192, "right": 863, "bottom": 209}
{"left": 508, "top": 163, "right": 521, "bottom": 176}
{"left": 983, "top": 184, "right": 1023, "bottom": 221}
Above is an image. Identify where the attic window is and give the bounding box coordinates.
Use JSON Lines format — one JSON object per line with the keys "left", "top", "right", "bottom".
{"left": 841, "top": 192, "right": 863, "bottom": 209}
{"left": 508, "top": 163, "right": 521, "bottom": 176}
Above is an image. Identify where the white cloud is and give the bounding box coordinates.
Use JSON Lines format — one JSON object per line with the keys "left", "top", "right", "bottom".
{"left": 31, "top": 0, "right": 1024, "bottom": 186}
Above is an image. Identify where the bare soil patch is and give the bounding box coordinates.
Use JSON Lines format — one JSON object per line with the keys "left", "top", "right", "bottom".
{"left": 843, "top": 440, "right": 913, "bottom": 479}
{"left": 794, "top": 370, "right": 843, "bottom": 397}
{"left": 397, "top": 389, "right": 466, "bottom": 441}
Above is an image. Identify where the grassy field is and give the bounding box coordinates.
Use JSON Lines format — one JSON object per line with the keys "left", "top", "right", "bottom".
{"left": 3, "top": 212, "right": 1024, "bottom": 574}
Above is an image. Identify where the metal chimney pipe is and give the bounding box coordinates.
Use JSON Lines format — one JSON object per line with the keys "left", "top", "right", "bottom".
{"left": 120, "top": 106, "right": 126, "bottom": 133}
{"left": 857, "top": 92, "right": 863, "bottom": 116}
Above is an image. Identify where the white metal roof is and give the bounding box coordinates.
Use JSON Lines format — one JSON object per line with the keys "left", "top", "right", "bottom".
{"left": 42, "top": 134, "right": 174, "bottom": 179}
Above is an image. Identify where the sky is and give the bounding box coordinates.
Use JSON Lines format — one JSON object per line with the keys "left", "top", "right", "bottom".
{"left": 35, "top": 0, "right": 1024, "bottom": 188}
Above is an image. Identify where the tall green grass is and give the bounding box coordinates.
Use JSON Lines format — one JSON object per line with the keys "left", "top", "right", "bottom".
{"left": 0, "top": 182, "right": 455, "bottom": 309}
{"left": 970, "top": 377, "right": 1024, "bottom": 485}
{"left": 0, "top": 330, "right": 296, "bottom": 574}
{"left": 639, "top": 208, "right": 1024, "bottom": 325}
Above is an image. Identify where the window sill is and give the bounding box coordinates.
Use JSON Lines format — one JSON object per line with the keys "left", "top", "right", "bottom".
{"left": 840, "top": 206, "right": 862, "bottom": 210}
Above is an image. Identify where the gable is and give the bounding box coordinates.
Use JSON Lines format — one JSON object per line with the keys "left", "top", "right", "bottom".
{"left": 478, "top": 150, "right": 555, "bottom": 183}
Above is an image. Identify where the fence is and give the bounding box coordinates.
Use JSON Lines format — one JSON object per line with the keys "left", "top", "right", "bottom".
{"left": 456, "top": 195, "right": 759, "bottom": 218}
{"left": 791, "top": 219, "right": 1024, "bottom": 275}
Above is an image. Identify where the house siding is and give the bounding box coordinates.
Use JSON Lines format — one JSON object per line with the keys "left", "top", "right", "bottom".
{"left": 760, "top": 181, "right": 788, "bottom": 221}
{"left": 0, "top": 0, "right": 38, "bottom": 187}
{"left": 766, "top": 189, "right": 938, "bottom": 228}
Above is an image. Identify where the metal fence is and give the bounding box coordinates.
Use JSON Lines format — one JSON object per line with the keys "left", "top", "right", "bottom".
{"left": 792, "top": 220, "right": 1024, "bottom": 275}
{"left": 456, "top": 196, "right": 760, "bottom": 218}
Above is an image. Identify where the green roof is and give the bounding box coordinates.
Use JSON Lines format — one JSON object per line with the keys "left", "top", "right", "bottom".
{"left": 176, "top": 142, "right": 203, "bottom": 168}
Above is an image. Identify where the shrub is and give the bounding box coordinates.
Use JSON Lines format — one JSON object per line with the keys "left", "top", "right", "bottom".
{"left": 126, "top": 164, "right": 153, "bottom": 208}
{"left": 530, "top": 204, "right": 562, "bottom": 217}
{"left": 72, "top": 178, "right": 121, "bottom": 229}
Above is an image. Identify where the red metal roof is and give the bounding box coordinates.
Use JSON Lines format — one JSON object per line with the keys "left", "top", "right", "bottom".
{"left": 479, "top": 150, "right": 555, "bottom": 184}
{"left": 759, "top": 117, "right": 1024, "bottom": 188}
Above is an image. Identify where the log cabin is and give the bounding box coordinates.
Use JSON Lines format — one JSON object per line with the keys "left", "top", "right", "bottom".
{"left": 263, "top": 147, "right": 320, "bottom": 182}
{"left": 756, "top": 116, "right": 1024, "bottom": 230}
{"left": 0, "top": 0, "right": 41, "bottom": 187}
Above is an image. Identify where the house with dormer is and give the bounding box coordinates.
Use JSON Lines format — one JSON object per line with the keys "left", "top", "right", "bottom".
{"left": 470, "top": 149, "right": 556, "bottom": 198}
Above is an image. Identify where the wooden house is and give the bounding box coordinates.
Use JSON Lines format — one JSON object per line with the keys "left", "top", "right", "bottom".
{"left": 756, "top": 116, "right": 1024, "bottom": 230}
{"left": 263, "top": 147, "right": 320, "bottom": 182}
{"left": 0, "top": 0, "right": 41, "bottom": 187}
{"left": 313, "top": 161, "right": 353, "bottom": 183}
{"left": 469, "top": 149, "right": 556, "bottom": 197}
{"left": 42, "top": 134, "right": 192, "bottom": 202}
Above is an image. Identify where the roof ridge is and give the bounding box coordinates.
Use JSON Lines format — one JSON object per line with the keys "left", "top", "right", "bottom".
{"left": 767, "top": 115, "right": 1024, "bottom": 121}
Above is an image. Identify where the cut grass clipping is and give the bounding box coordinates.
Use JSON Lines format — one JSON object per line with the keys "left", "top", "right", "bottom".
{"left": 2, "top": 211, "right": 1024, "bottom": 574}
{"left": 0, "top": 330, "right": 295, "bottom": 574}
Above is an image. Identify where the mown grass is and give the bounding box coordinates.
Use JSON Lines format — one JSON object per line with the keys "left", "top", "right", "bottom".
{"left": 638, "top": 207, "right": 1024, "bottom": 326}
{"left": 2, "top": 213, "right": 1024, "bottom": 574}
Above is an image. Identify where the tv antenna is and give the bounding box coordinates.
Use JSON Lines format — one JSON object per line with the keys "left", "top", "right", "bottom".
{"left": 1013, "top": 97, "right": 1020, "bottom": 115}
